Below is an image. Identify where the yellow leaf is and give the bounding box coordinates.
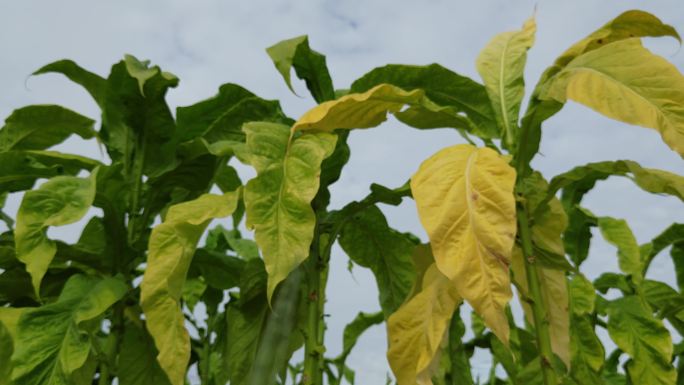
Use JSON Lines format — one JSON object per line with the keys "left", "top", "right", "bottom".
{"left": 411, "top": 144, "right": 516, "bottom": 343}
{"left": 477, "top": 16, "right": 536, "bottom": 147}
{"left": 543, "top": 38, "right": 684, "bottom": 158}
{"left": 511, "top": 248, "right": 570, "bottom": 367}
{"left": 141, "top": 192, "right": 239, "bottom": 385}
{"left": 292, "top": 83, "right": 462, "bottom": 132}
{"left": 387, "top": 264, "right": 462, "bottom": 385}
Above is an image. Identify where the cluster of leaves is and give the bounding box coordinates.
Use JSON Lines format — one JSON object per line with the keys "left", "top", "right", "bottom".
{"left": 1, "top": 9, "right": 684, "bottom": 385}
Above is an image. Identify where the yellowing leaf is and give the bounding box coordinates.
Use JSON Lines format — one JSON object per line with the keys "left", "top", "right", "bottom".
{"left": 15, "top": 170, "right": 98, "bottom": 296}
{"left": 292, "top": 84, "right": 466, "bottom": 133}
{"left": 387, "top": 264, "right": 462, "bottom": 385}
{"left": 596, "top": 216, "right": 643, "bottom": 284}
{"left": 543, "top": 38, "right": 684, "bottom": 158}
{"left": 511, "top": 248, "right": 570, "bottom": 367}
{"left": 411, "top": 144, "right": 516, "bottom": 343}
{"left": 477, "top": 16, "right": 536, "bottom": 148}
{"left": 141, "top": 192, "right": 239, "bottom": 385}
{"left": 242, "top": 122, "right": 336, "bottom": 301}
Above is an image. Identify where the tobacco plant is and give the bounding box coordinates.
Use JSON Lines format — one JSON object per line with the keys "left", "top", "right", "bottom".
{"left": 1, "top": 9, "right": 684, "bottom": 385}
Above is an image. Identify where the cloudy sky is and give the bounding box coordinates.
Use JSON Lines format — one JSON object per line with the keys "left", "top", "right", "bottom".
{"left": 1, "top": 1, "right": 683, "bottom": 383}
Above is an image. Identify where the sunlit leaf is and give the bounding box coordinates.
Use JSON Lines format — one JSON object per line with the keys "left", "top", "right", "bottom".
{"left": 11, "top": 275, "right": 127, "bottom": 385}
{"left": 411, "top": 144, "right": 516, "bottom": 343}
{"left": 140, "top": 192, "right": 239, "bottom": 385}
{"left": 387, "top": 264, "right": 462, "bottom": 385}
{"left": 476, "top": 16, "right": 536, "bottom": 148}
{"left": 242, "top": 122, "right": 336, "bottom": 301}
{"left": 596, "top": 216, "right": 643, "bottom": 284}
{"left": 15, "top": 170, "right": 98, "bottom": 295}
{"left": 0, "top": 307, "right": 25, "bottom": 385}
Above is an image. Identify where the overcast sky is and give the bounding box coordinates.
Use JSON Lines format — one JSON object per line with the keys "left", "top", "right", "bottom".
{"left": 2, "top": 1, "right": 684, "bottom": 383}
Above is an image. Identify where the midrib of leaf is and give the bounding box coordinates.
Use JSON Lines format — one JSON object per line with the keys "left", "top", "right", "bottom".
{"left": 498, "top": 35, "right": 513, "bottom": 142}
{"left": 274, "top": 131, "right": 295, "bottom": 273}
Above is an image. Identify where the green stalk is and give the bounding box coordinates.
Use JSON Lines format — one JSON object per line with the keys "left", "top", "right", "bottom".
{"left": 303, "top": 228, "right": 325, "bottom": 385}
{"left": 516, "top": 205, "right": 557, "bottom": 385}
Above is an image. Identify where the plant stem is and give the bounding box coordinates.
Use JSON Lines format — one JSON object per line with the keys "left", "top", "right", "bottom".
{"left": 516, "top": 205, "right": 557, "bottom": 385}
{"left": 303, "top": 228, "right": 325, "bottom": 385}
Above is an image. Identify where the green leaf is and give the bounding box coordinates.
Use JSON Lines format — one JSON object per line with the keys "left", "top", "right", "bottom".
{"left": 569, "top": 273, "right": 595, "bottom": 315}
{"left": 191, "top": 249, "right": 245, "bottom": 290}
{"left": 11, "top": 275, "right": 127, "bottom": 385}
{"left": 607, "top": 296, "right": 675, "bottom": 385}
{"left": 351, "top": 64, "right": 498, "bottom": 138}
{"left": 337, "top": 311, "right": 384, "bottom": 365}
{"left": 641, "top": 223, "right": 684, "bottom": 276}
{"left": 0, "top": 307, "right": 25, "bottom": 385}
{"left": 0, "top": 150, "right": 100, "bottom": 194}
{"left": 449, "top": 311, "right": 474, "bottom": 385}
{"left": 140, "top": 192, "right": 239, "bottom": 385}
{"left": 338, "top": 205, "right": 416, "bottom": 316}
{"left": 542, "top": 38, "right": 684, "bottom": 158}
{"left": 15, "top": 170, "right": 98, "bottom": 295}
{"left": 119, "top": 322, "right": 172, "bottom": 385}
{"left": 596, "top": 216, "right": 643, "bottom": 284}
{"left": 569, "top": 315, "right": 605, "bottom": 385}
{"left": 242, "top": 122, "right": 336, "bottom": 301}
{"left": 266, "top": 35, "right": 335, "bottom": 103}
{"left": 672, "top": 244, "right": 684, "bottom": 292}
{"left": 594, "top": 272, "right": 632, "bottom": 295}
{"left": 33, "top": 59, "right": 107, "bottom": 107}
{"left": 476, "top": 16, "right": 536, "bottom": 149}
{"left": 0, "top": 105, "right": 96, "bottom": 152}
{"left": 224, "top": 295, "right": 269, "bottom": 384}
{"left": 176, "top": 83, "right": 291, "bottom": 142}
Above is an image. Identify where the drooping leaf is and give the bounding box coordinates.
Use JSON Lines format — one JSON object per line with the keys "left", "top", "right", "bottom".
{"left": 140, "top": 192, "right": 239, "bottom": 385}
{"left": 0, "top": 105, "right": 96, "bottom": 152}
{"left": 596, "top": 216, "right": 643, "bottom": 284}
{"left": 33, "top": 59, "right": 107, "bottom": 107}
{"left": 641, "top": 279, "right": 684, "bottom": 334}
{"left": 607, "top": 296, "right": 675, "bottom": 385}
{"left": 15, "top": 170, "right": 98, "bottom": 295}
{"left": 0, "top": 150, "right": 100, "bottom": 194}
{"left": 543, "top": 38, "right": 684, "bottom": 158}
{"left": 411, "top": 144, "right": 516, "bottom": 343}
{"left": 191, "top": 249, "right": 245, "bottom": 290}
{"left": 338, "top": 205, "right": 416, "bottom": 316}
{"left": 476, "top": 16, "right": 536, "bottom": 149}
{"left": 337, "top": 311, "right": 384, "bottom": 365}
{"left": 119, "top": 322, "right": 172, "bottom": 385}
{"left": 387, "top": 264, "right": 462, "bottom": 385}
{"left": 293, "top": 84, "right": 472, "bottom": 133}
{"left": 11, "top": 275, "right": 127, "bottom": 385}
{"left": 569, "top": 273, "right": 595, "bottom": 315}
{"left": 569, "top": 314, "right": 605, "bottom": 385}
{"left": 351, "top": 64, "right": 498, "bottom": 137}
{"left": 641, "top": 223, "right": 684, "bottom": 275}
{"left": 266, "top": 35, "right": 335, "bottom": 103}
{"left": 242, "top": 122, "right": 336, "bottom": 301}
{"left": 511, "top": 248, "right": 570, "bottom": 366}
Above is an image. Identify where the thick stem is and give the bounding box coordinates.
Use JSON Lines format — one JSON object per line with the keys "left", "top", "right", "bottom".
{"left": 517, "top": 205, "right": 557, "bottom": 385}
{"left": 303, "top": 230, "right": 325, "bottom": 385}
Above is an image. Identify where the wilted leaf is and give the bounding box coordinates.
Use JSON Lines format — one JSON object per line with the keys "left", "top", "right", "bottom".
{"left": 242, "top": 122, "right": 336, "bottom": 301}
{"left": 477, "top": 16, "right": 536, "bottom": 148}
{"left": 140, "top": 192, "right": 239, "bottom": 385}
{"left": 387, "top": 264, "right": 462, "bottom": 385}
{"left": 11, "top": 275, "right": 127, "bottom": 385}
{"left": 15, "top": 170, "right": 98, "bottom": 295}
{"left": 411, "top": 144, "right": 516, "bottom": 343}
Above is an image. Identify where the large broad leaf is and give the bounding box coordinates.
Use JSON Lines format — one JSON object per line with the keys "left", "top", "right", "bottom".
{"left": 15, "top": 170, "right": 98, "bottom": 295}
{"left": 242, "top": 122, "right": 336, "bottom": 301}
{"left": 176, "top": 83, "right": 291, "bottom": 143}
{"left": 292, "top": 83, "right": 472, "bottom": 133}
{"left": 338, "top": 205, "right": 416, "bottom": 316}
{"left": 476, "top": 16, "right": 536, "bottom": 149}
{"left": 568, "top": 275, "right": 603, "bottom": 384}
{"left": 517, "top": 10, "right": 679, "bottom": 168}
{"left": 0, "top": 307, "right": 25, "bottom": 385}
{"left": 351, "top": 64, "right": 498, "bottom": 137}
{"left": 266, "top": 35, "right": 335, "bottom": 103}
{"left": 607, "top": 296, "right": 675, "bottom": 385}
{"left": 0, "top": 150, "right": 99, "bottom": 193}
{"left": 411, "top": 144, "right": 516, "bottom": 343}
{"left": 511, "top": 248, "right": 570, "bottom": 367}
{"left": 387, "top": 264, "right": 462, "bottom": 385}
{"left": 596, "top": 216, "right": 643, "bottom": 284}
{"left": 0, "top": 105, "right": 95, "bottom": 152}
{"left": 119, "top": 322, "right": 172, "bottom": 385}
{"left": 140, "top": 192, "right": 239, "bottom": 385}
{"left": 11, "top": 275, "right": 127, "bottom": 385}
{"left": 542, "top": 38, "right": 684, "bottom": 157}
